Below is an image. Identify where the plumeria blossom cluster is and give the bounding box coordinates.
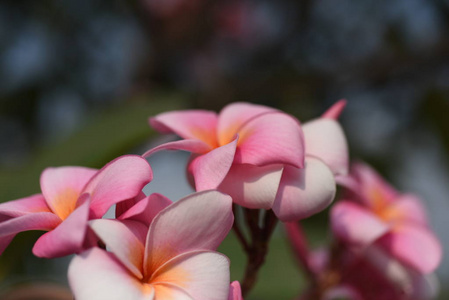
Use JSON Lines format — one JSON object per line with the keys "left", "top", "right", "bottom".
{"left": 287, "top": 162, "right": 442, "bottom": 300}
{"left": 0, "top": 101, "right": 442, "bottom": 300}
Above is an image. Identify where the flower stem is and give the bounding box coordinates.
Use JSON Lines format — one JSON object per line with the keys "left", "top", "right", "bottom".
{"left": 284, "top": 221, "right": 315, "bottom": 281}
{"left": 232, "top": 204, "right": 251, "bottom": 253}
{"left": 298, "top": 239, "right": 345, "bottom": 299}
{"left": 240, "top": 208, "right": 278, "bottom": 297}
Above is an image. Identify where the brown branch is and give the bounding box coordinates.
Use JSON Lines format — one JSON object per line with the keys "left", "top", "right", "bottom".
{"left": 240, "top": 209, "right": 278, "bottom": 297}
{"left": 232, "top": 204, "right": 250, "bottom": 253}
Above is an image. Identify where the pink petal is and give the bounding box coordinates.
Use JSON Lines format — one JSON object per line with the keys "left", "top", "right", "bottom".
{"left": 302, "top": 118, "right": 349, "bottom": 176}
{"left": 40, "top": 166, "right": 97, "bottom": 220}
{"left": 84, "top": 155, "right": 153, "bottom": 218}
{"left": 217, "top": 164, "right": 283, "bottom": 209}
{"left": 90, "top": 219, "right": 147, "bottom": 279}
{"left": 228, "top": 281, "right": 243, "bottom": 300}
{"left": 234, "top": 112, "right": 305, "bottom": 168}
{"left": 384, "top": 194, "right": 428, "bottom": 226}
{"left": 321, "top": 99, "right": 347, "bottom": 120}
{"left": 115, "top": 192, "right": 147, "bottom": 219}
{"left": 188, "top": 139, "right": 237, "bottom": 190}
{"left": 377, "top": 225, "right": 442, "bottom": 274}
{"left": 144, "top": 191, "right": 233, "bottom": 275}
{"left": 32, "top": 194, "right": 91, "bottom": 258}
{"left": 150, "top": 110, "right": 218, "bottom": 148}
{"left": 118, "top": 194, "right": 173, "bottom": 226}
{"left": 0, "top": 194, "right": 51, "bottom": 217}
{"left": 330, "top": 201, "right": 390, "bottom": 245}
{"left": 69, "top": 248, "right": 153, "bottom": 300}
{"left": 0, "top": 213, "right": 61, "bottom": 237}
{"left": 151, "top": 250, "right": 230, "bottom": 300}
{"left": 335, "top": 174, "right": 359, "bottom": 191}
{"left": 217, "top": 102, "right": 277, "bottom": 146}
{"left": 153, "top": 283, "right": 194, "bottom": 300}
{"left": 273, "top": 158, "right": 336, "bottom": 221}
{"left": 142, "top": 139, "right": 212, "bottom": 157}
{"left": 351, "top": 162, "right": 398, "bottom": 208}
{"left": 0, "top": 212, "right": 61, "bottom": 255}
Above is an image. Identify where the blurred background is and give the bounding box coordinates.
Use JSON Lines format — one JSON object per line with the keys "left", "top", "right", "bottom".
{"left": 0, "top": 0, "right": 449, "bottom": 299}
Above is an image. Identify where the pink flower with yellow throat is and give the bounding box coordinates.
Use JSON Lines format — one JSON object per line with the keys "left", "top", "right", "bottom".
{"left": 69, "top": 190, "right": 234, "bottom": 300}
{"left": 144, "top": 101, "right": 348, "bottom": 221}
{"left": 331, "top": 162, "right": 442, "bottom": 274}
{"left": 0, "top": 155, "right": 152, "bottom": 258}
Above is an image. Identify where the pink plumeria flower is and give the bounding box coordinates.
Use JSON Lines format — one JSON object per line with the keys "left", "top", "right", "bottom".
{"left": 69, "top": 190, "right": 234, "bottom": 300}
{"left": 331, "top": 162, "right": 442, "bottom": 274}
{"left": 337, "top": 246, "right": 438, "bottom": 300}
{"left": 286, "top": 223, "right": 437, "bottom": 300}
{"left": 319, "top": 247, "right": 436, "bottom": 300}
{"left": 145, "top": 101, "right": 348, "bottom": 221}
{"left": 0, "top": 155, "right": 152, "bottom": 258}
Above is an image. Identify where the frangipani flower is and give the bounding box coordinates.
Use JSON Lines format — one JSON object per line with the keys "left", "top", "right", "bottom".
{"left": 317, "top": 246, "right": 437, "bottom": 300}
{"left": 145, "top": 101, "right": 348, "bottom": 221}
{"left": 145, "top": 102, "right": 304, "bottom": 202}
{"left": 331, "top": 162, "right": 442, "bottom": 274}
{"left": 69, "top": 190, "right": 234, "bottom": 300}
{"left": 0, "top": 155, "right": 153, "bottom": 258}
{"left": 286, "top": 222, "right": 437, "bottom": 300}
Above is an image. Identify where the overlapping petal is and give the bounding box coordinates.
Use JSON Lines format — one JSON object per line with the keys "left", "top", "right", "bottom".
{"left": 142, "top": 139, "right": 212, "bottom": 157}
{"left": 218, "top": 164, "right": 283, "bottom": 209}
{"left": 0, "top": 194, "right": 51, "bottom": 217}
{"left": 115, "top": 192, "right": 147, "bottom": 219}
{"left": 40, "top": 167, "right": 97, "bottom": 220}
{"left": 150, "top": 250, "right": 230, "bottom": 300}
{"left": 90, "top": 219, "right": 147, "bottom": 278}
{"left": 118, "top": 193, "right": 172, "bottom": 226}
{"left": 350, "top": 163, "right": 398, "bottom": 208}
{"left": 330, "top": 201, "right": 390, "bottom": 245}
{"left": 377, "top": 225, "right": 442, "bottom": 274}
{"left": 383, "top": 194, "right": 428, "bottom": 226}
{"left": 32, "top": 194, "right": 91, "bottom": 258}
{"left": 144, "top": 191, "right": 233, "bottom": 275}
{"left": 217, "top": 102, "right": 276, "bottom": 146}
{"left": 188, "top": 139, "right": 238, "bottom": 190}
{"left": 69, "top": 248, "right": 154, "bottom": 300}
{"left": 273, "top": 158, "right": 336, "bottom": 221}
{"left": 0, "top": 212, "right": 61, "bottom": 255}
{"left": 234, "top": 112, "right": 304, "bottom": 168}
{"left": 85, "top": 155, "right": 153, "bottom": 218}
{"left": 150, "top": 110, "right": 218, "bottom": 148}
{"left": 0, "top": 195, "right": 55, "bottom": 254}
{"left": 303, "top": 118, "right": 348, "bottom": 176}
